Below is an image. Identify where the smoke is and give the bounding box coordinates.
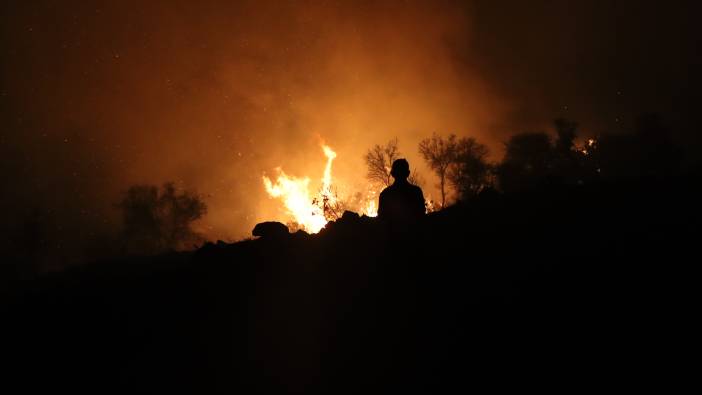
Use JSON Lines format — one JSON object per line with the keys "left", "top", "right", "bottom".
{"left": 2, "top": 0, "right": 699, "bottom": 269}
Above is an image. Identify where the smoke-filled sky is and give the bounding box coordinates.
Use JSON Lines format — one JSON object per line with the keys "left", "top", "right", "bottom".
{"left": 1, "top": 0, "right": 700, "bottom": 267}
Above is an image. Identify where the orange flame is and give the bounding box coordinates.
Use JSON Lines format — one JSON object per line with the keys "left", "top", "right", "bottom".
{"left": 364, "top": 191, "right": 378, "bottom": 217}
{"left": 262, "top": 145, "right": 337, "bottom": 233}
{"left": 321, "top": 145, "right": 337, "bottom": 204}
{"left": 263, "top": 144, "right": 431, "bottom": 231}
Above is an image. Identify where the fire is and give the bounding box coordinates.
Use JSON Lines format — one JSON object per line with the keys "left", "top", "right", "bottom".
{"left": 262, "top": 145, "right": 338, "bottom": 233}
{"left": 262, "top": 169, "right": 328, "bottom": 233}
{"left": 365, "top": 200, "right": 377, "bottom": 217}
{"left": 580, "top": 138, "right": 597, "bottom": 155}
{"left": 364, "top": 191, "right": 378, "bottom": 217}
{"left": 264, "top": 144, "right": 431, "bottom": 232}
{"left": 321, "top": 145, "right": 337, "bottom": 203}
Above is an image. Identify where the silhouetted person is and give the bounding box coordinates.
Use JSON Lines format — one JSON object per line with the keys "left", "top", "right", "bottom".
{"left": 378, "top": 159, "right": 425, "bottom": 222}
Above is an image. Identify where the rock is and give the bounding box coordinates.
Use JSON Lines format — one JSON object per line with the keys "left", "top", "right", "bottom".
{"left": 293, "top": 229, "right": 309, "bottom": 237}
{"left": 252, "top": 221, "right": 289, "bottom": 239}
{"left": 341, "top": 210, "right": 360, "bottom": 222}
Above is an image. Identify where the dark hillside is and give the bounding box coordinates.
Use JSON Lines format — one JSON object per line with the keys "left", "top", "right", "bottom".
{"left": 4, "top": 174, "right": 699, "bottom": 392}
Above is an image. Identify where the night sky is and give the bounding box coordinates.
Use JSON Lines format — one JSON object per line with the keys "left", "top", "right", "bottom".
{"left": 2, "top": 0, "right": 700, "bottom": 269}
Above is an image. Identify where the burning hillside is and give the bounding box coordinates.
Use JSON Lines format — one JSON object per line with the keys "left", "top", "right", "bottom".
{"left": 262, "top": 144, "right": 378, "bottom": 233}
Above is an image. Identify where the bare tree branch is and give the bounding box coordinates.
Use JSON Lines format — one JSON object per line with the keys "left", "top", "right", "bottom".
{"left": 407, "top": 168, "right": 425, "bottom": 189}
{"left": 364, "top": 138, "right": 400, "bottom": 187}
{"left": 418, "top": 133, "right": 457, "bottom": 208}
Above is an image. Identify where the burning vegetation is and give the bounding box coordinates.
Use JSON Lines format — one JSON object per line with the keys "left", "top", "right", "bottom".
{"left": 260, "top": 115, "right": 672, "bottom": 236}
{"left": 262, "top": 145, "right": 379, "bottom": 234}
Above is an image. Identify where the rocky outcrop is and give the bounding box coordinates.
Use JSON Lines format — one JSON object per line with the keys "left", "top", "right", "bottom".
{"left": 252, "top": 221, "right": 289, "bottom": 239}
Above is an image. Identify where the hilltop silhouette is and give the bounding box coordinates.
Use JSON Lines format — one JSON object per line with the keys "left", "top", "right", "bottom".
{"left": 3, "top": 0, "right": 702, "bottom": 389}
{"left": 4, "top": 166, "right": 699, "bottom": 392}
{"left": 3, "top": 115, "right": 700, "bottom": 392}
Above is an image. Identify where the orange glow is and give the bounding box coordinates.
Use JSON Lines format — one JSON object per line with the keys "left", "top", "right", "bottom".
{"left": 262, "top": 144, "right": 441, "bottom": 230}
{"left": 321, "top": 145, "right": 337, "bottom": 205}
{"left": 262, "top": 169, "right": 327, "bottom": 233}
{"left": 365, "top": 198, "right": 378, "bottom": 217}
{"left": 263, "top": 145, "right": 337, "bottom": 233}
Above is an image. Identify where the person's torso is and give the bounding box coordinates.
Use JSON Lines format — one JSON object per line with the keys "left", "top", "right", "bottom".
{"left": 380, "top": 183, "right": 422, "bottom": 220}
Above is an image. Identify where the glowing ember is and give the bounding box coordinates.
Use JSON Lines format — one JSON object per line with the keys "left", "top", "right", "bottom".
{"left": 580, "top": 138, "right": 597, "bottom": 155}
{"left": 425, "top": 198, "right": 435, "bottom": 213}
{"left": 263, "top": 145, "right": 338, "bottom": 233}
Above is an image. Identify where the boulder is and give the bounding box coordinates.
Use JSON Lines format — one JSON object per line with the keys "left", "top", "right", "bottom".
{"left": 341, "top": 210, "right": 360, "bottom": 222}
{"left": 252, "top": 221, "right": 289, "bottom": 239}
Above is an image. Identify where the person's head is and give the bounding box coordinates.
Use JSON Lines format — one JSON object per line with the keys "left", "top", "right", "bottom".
{"left": 390, "top": 158, "right": 410, "bottom": 181}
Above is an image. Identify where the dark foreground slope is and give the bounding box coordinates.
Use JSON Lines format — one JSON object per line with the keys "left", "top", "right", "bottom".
{"left": 3, "top": 177, "right": 700, "bottom": 393}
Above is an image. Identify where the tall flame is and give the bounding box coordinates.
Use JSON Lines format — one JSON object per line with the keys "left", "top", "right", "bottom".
{"left": 365, "top": 200, "right": 377, "bottom": 217}
{"left": 321, "top": 145, "right": 337, "bottom": 203}
{"left": 262, "top": 145, "right": 337, "bottom": 233}
{"left": 364, "top": 190, "right": 378, "bottom": 217}
{"left": 263, "top": 144, "right": 420, "bottom": 232}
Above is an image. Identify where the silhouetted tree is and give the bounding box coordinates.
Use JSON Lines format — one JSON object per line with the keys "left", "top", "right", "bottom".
{"left": 117, "top": 185, "right": 160, "bottom": 253}
{"left": 364, "top": 138, "right": 400, "bottom": 187}
{"left": 497, "top": 132, "right": 553, "bottom": 193}
{"left": 447, "top": 137, "right": 491, "bottom": 200}
{"left": 419, "top": 134, "right": 458, "bottom": 207}
{"left": 407, "top": 169, "right": 426, "bottom": 189}
{"left": 552, "top": 118, "right": 582, "bottom": 183}
{"left": 117, "top": 182, "right": 207, "bottom": 254}
{"left": 554, "top": 118, "right": 578, "bottom": 154}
